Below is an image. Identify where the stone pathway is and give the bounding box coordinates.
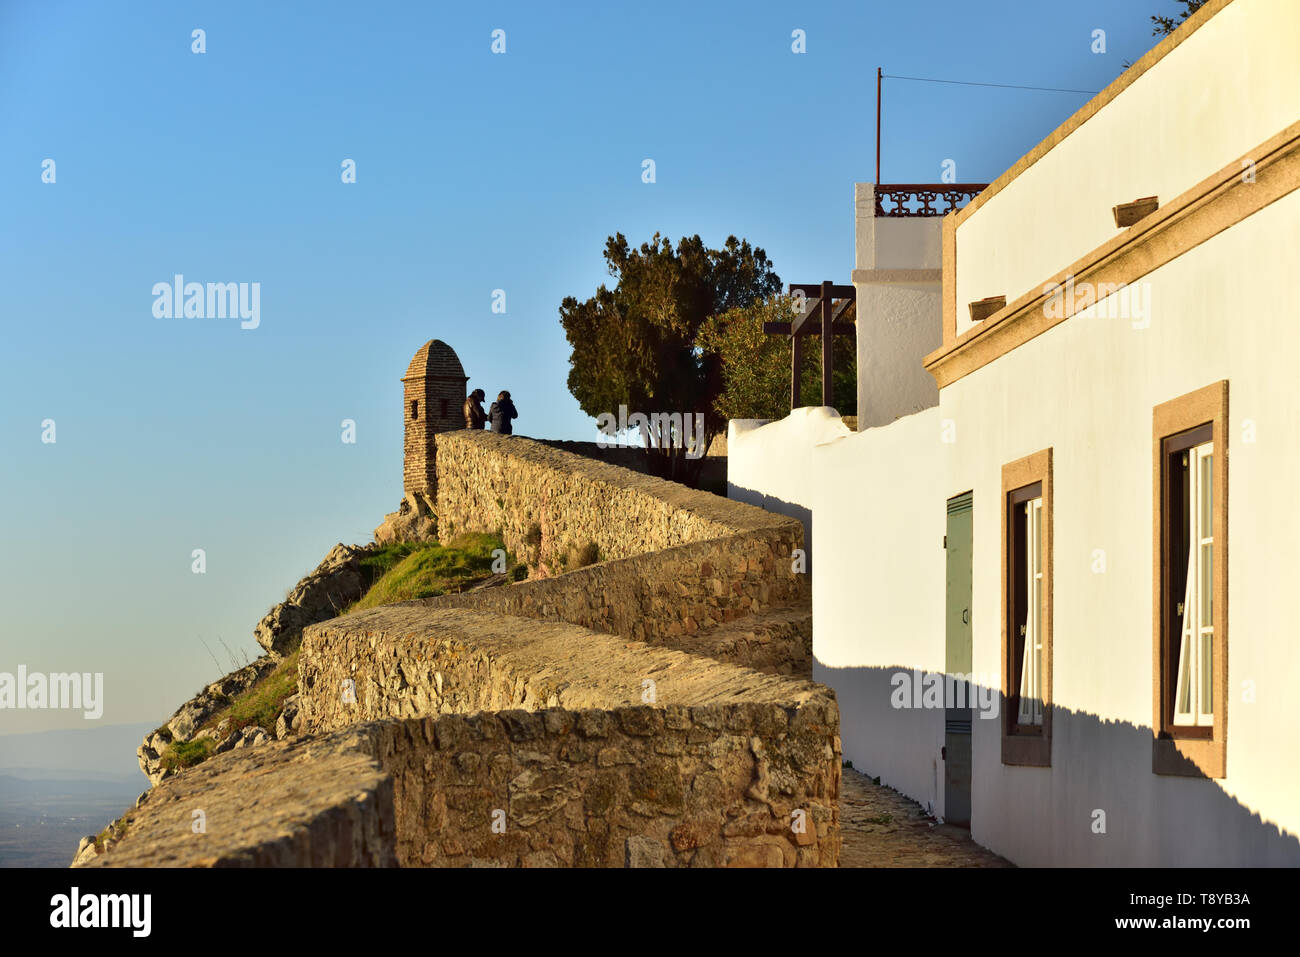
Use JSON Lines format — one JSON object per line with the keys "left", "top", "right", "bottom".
{"left": 839, "top": 768, "right": 1011, "bottom": 867}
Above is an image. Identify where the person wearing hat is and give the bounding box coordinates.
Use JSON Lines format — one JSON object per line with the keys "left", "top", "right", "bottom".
{"left": 489, "top": 390, "right": 518, "bottom": 435}
{"left": 463, "top": 389, "right": 487, "bottom": 430}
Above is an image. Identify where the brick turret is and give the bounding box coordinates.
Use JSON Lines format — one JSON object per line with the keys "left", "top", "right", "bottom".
{"left": 402, "top": 340, "right": 468, "bottom": 500}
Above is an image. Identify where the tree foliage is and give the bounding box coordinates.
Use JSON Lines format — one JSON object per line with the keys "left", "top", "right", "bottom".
{"left": 559, "top": 233, "right": 782, "bottom": 484}
{"left": 1151, "top": 0, "right": 1207, "bottom": 36}
{"left": 697, "top": 297, "right": 857, "bottom": 421}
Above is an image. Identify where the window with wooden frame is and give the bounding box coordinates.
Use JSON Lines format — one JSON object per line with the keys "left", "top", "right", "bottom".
{"left": 1001, "top": 449, "right": 1052, "bottom": 767}
{"left": 1153, "top": 381, "right": 1228, "bottom": 778}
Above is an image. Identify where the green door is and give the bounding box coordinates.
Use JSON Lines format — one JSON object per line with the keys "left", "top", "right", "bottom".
{"left": 944, "top": 491, "right": 973, "bottom": 827}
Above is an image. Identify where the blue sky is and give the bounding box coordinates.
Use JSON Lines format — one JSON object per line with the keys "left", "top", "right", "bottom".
{"left": 0, "top": 0, "right": 1179, "bottom": 735}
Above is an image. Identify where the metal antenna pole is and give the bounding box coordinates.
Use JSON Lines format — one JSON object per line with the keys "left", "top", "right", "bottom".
{"left": 876, "top": 67, "right": 882, "bottom": 185}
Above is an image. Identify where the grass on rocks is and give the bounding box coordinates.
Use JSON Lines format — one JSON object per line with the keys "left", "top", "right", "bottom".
{"left": 161, "top": 650, "right": 299, "bottom": 776}
{"left": 155, "top": 534, "right": 518, "bottom": 778}
{"left": 205, "top": 648, "right": 301, "bottom": 738}
{"left": 350, "top": 533, "right": 513, "bottom": 611}
{"left": 93, "top": 815, "right": 132, "bottom": 853}
{"left": 159, "top": 737, "right": 211, "bottom": 772}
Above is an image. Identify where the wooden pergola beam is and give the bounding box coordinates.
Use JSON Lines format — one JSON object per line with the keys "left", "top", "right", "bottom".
{"left": 765, "top": 279, "right": 858, "bottom": 409}
{"left": 762, "top": 320, "right": 855, "bottom": 336}
{"left": 792, "top": 297, "right": 853, "bottom": 337}
{"left": 789, "top": 282, "right": 855, "bottom": 298}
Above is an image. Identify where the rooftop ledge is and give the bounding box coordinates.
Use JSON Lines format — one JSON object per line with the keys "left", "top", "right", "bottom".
{"left": 952, "top": 0, "right": 1237, "bottom": 229}
{"left": 925, "top": 121, "right": 1300, "bottom": 388}
{"left": 872, "top": 183, "right": 987, "bottom": 218}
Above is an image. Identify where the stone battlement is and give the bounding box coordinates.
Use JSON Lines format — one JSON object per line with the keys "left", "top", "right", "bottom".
{"left": 433, "top": 430, "right": 793, "bottom": 575}
{"left": 299, "top": 606, "right": 825, "bottom": 733}
{"left": 85, "top": 695, "right": 838, "bottom": 868}
{"left": 85, "top": 356, "right": 833, "bottom": 868}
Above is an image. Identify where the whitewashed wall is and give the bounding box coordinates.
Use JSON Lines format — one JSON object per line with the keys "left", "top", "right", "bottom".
{"left": 811, "top": 408, "right": 949, "bottom": 814}
{"left": 948, "top": 189, "right": 1300, "bottom": 866}
{"left": 727, "top": 409, "right": 850, "bottom": 571}
{"left": 854, "top": 184, "right": 943, "bottom": 427}
{"left": 730, "top": 188, "right": 1300, "bottom": 865}
{"left": 942, "top": 0, "right": 1300, "bottom": 863}
{"left": 729, "top": 407, "right": 949, "bottom": 813}
{"left": 729, "top": 0, "right": 1300, "bottom": 865}
{"left": 855, "top": 185, "right": 943, "bottom": 271}
{"left": 954, "top": 0, "right": 1300, "bottom": 335}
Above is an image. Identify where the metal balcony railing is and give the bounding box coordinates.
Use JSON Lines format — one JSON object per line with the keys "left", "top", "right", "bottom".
{"left": 874, "top": 183, "right": 988, "bottom": 217}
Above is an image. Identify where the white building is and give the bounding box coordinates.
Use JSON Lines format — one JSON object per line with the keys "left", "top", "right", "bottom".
{"left": 729, "top": 0, "right": 1300, "bottom": 865}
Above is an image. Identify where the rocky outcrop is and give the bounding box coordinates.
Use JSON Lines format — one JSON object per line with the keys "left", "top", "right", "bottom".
{"left": 71, "top": 786, "right": 156, "bottom": 865}
{"left": 71, "top": 835, "right": 100, "bottom": 867}
{"left": 176, "top": 658, "right": 277, "bottom": 741}
{"left": 136, "top": 655, "right": 280, "bottom": 786}
{"left": 253, "top": 543, "right": 377, "bottom": 655}
{"left": 135, "top": 542, "right": 372, "bottom": 786}
{"left": 373, "top": 492, "right": 438, "bottom": 546}
{"left": 274, "top": 694, "right": 302, "bottom": 739}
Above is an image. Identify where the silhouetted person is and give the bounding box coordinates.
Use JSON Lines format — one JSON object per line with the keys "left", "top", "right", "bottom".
{"left": 489, "top": 390, "right": 518, "bottom": 434}
{"left": 463, "top": 389, "right": 487, "bottom": 430}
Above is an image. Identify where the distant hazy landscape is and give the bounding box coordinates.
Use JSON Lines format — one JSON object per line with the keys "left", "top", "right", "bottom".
{"left": 0, "top": 723, "right": 152, "bottom": 867}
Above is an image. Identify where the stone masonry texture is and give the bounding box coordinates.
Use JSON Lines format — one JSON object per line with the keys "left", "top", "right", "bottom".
{"left": 297, "top": 606, "right": 827, "bottom": 732}
{"left": 423, "top": 529, "right": 807, "bottom": 652}
{"left": 433, "top": 430, "right": 796, "bottom": 577}
{"left": 372, "top": 706, "right": 838, "bottom": 868}
{"left": 403, "top": 339, "right": 468, "bottom": 497}
{"left": 88, "top": 704, "right": 838, "bottom": 869}
{"left": 295, "top": 604, "right": 839, "bottom": 865}
{"left": 89, "top": 427, "right": 831, "bottom": 867}
{"left": 80, "top": 729, "right": 397, "bottom": 867}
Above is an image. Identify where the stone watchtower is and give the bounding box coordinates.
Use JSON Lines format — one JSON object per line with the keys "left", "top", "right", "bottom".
{"left": 402, "top": 339, "right": 468, "bottom": 502}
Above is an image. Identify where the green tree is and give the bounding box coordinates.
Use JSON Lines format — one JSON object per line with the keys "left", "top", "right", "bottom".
{"left": 698, "top": 297, "right": 857, "bottom": 421}
{"left": 559, "top": 232, "right": 781, "bottom": 485}
{"left": 1152, "top": 0, "right": 1207, "bottom": 36}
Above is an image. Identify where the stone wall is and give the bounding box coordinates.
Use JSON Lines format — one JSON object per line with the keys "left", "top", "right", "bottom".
{"left": 423, "top": 525, "right": 805, "bottom": 649}
{"left": 92, "top": 603, "right": 840, "bottom": 869}
{"left": 80, "top": 728, "right": 397, "bottom": 867}
{"left": 290, "top": 601, "right": 838, "bottom": 866}
{"left": 85, "top": 702, "right": 838, "bottom": 868}
{"left": 418, "top": 430, "right": 808, "bottom": 668}
{"left": 663, "top": 606, "right": 811, "bottom": 676}
{"left": 298, "top": 606, "right": 823, "bottom": 734}
{"left": 93, "top": 426, "right": 829, "bottom": 868}
{"left": 373, "top": 704, "right": 838, "bottom": 867}
{"left": 433, "top": 431, "right": 790, "bottom": 577}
